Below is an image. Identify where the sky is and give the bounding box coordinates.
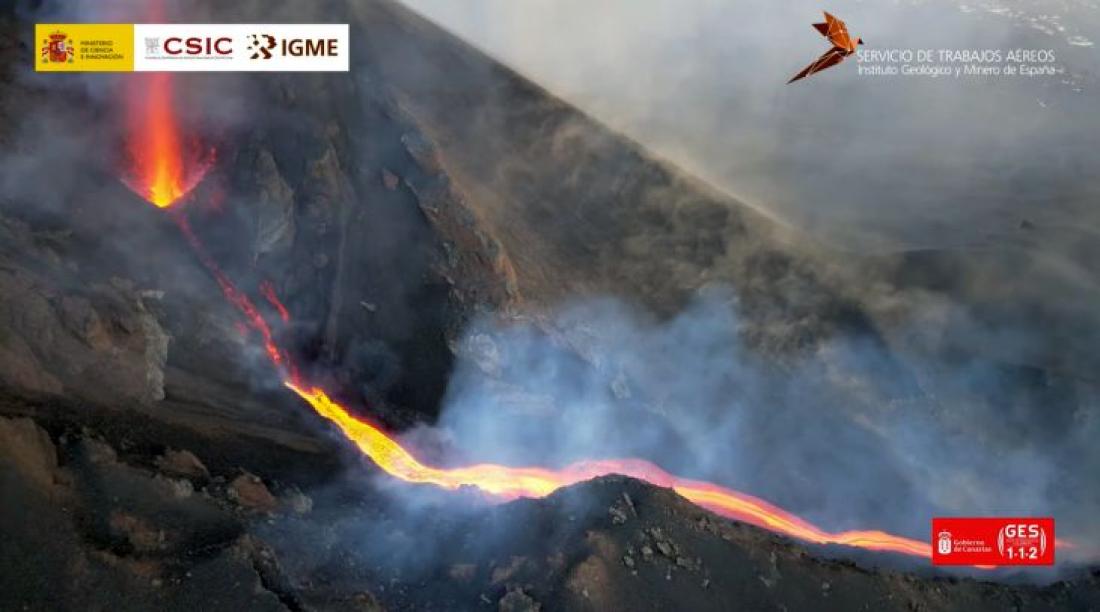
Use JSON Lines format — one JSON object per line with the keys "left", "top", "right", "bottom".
{"left": 397, "top": 0, "right": 1099, "bottom": 252}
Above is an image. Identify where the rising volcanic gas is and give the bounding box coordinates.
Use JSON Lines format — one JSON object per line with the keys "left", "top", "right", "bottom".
{"left": 117, "top": 69, "right": 982, "bottom": 567}
{"left": 6, "top": 0, "right": 1100, "bottom": 606}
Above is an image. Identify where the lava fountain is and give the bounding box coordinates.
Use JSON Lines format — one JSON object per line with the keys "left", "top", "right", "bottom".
{"left": 121, "top": 72, "right": 213, "bottom": 208}
{"left": 119, "top": 70, "right": 963, "bottom": 565}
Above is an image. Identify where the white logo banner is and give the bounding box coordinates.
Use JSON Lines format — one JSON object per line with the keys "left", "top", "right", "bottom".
{"left": 134, "top": 24, "right": 349, "bottom": 72}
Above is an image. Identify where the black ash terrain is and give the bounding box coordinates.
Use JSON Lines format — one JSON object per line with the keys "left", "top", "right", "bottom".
{"left": 1, "top": 1, "right": 1098, "bottom": 610}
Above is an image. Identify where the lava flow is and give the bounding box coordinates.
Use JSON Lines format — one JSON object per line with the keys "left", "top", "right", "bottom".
{"left": 120, "top": 70, "right": 938, "bottom": 564}
{"left": 260, "top": 280, "right": 292, "bottom": 323}
{"left": 287, "top": 381, "right": 932, "bottom": 558}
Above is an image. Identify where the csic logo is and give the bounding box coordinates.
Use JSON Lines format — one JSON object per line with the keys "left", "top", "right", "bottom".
{"left": 142, "top": 33, "right": 232, "bottom": 59}
{"left": 247, "top": 33, "right": 341, "bottom": 60}
{"left": 41, "top": 30, "right": 75, "bottom": 64}
{"left": 164, "top": 36, "right": 232, "bottom": 57}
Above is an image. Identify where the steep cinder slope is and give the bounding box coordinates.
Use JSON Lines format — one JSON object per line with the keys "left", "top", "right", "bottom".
{"left": 2, "top": 416, "right": 1098, "bottom": 611}
{"left": 0, "top": 0, "right": 890, "bottom": 436}
{"left": 1, "top": 2, "right": 1098, "bottom": 609}
{"left": 353, "top": 0, "right": 877, "bottom": 357}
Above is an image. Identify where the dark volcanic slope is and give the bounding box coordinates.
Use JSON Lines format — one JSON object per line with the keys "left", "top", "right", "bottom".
{"left": 3, "top": 417, "right": 1099, "bottom": 611}
{"left": 0, "top": 0, "right": 882, "bottom": 448}
{"left": 390, "top": 477, "right": 1100, "bottom": 612}
{"left": 355, "top": 0, "right": 1100, "bottom": 387}
{"left": 1, "top": 1, "right": 1098, "bottom": 611}
{"left": 354, "top": 0, "right": 871, "bottom": 351}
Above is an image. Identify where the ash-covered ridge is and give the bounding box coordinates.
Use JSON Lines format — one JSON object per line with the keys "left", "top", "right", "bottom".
{"left": 2, "top": 417, "right": 1099, "bottom": 611}
{"left": 0, "top": 1, "right": 1098, "bottom": 610}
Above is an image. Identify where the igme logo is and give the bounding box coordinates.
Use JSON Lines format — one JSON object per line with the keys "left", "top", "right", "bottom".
{"left": 248, "top": 34, "right": 276, "bottom": 60}
{"left": 247, "top": 33, "right": 340, "bottom": 60}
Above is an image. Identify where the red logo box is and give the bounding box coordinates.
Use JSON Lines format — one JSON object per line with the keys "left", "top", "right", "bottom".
{"left": 932, "top": 517, "right": 1054, "bottom": 566}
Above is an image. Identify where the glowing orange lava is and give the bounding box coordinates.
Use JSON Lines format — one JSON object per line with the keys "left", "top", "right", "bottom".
{"left": 260, "top": 280, "right": 292, "bottom": 323}
{"left": 120, "top": 69, "right": 1040, "bottom": 568}
{"left": 285, "top": 381, "right": 933, "bottom": 559}
{"left": 167, "top": 218, "right": 936, "bottom": 560}
{"left": 122, "top": 72, "right": 212, "bottom": 208}
{"left": 174, "top": 217, "right": 296, "bottom": 379}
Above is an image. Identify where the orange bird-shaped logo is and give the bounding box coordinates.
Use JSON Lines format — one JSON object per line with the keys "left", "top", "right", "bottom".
{"left": 788, "top": 12, "right": 863, "bottom": 84}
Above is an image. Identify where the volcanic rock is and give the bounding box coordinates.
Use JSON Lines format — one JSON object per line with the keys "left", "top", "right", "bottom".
{"left": 249, "top": 147, "right": 297, "bottom": 259}
{"left": 155, "top": 449, "right": 210, "bottom": 481}
{"left": 499, "top": 587, "right": 541, "bottom": 612}
{"left": 0, "top": 411, "right": 1098, "bottom": 610}
{"left": 0, "top": 216, "right": 169, "bottom": 405}
{"left": 0, "top": 417, "right": 65, "bottom": 496}
{"left": 77, "top": 436, "right": 119, "bottom": 466}
{"left": 491, "top": 556, "right": 529, "bottom": 586}
{"left": 0, "top": 3, "right": 1098, "bottom": 611}
{"left": 0, "top": 418, "right": 301, "bottom": 610}
{"left": 281, "top": 486, "right": 313, "bottom": 516}
{"left": 449, "top": 563, "right": 477, "bottom": 582}
{"left": 137, "top": 299, "right": 170, "bottom": 402}
{"left": 608, "top": 505, "right": 628, "bottom": 525}
{"left": 109, "top": 510, "right": 168, "bottom": 554}
{"left": 227, "top": 472, "right": 278, "bottom": 514}
{"left": 381, "top": 168, "right": 400, "bottom": 191}
{"left": 401, "top": 132, "right": 444, "bottom": 174}
{"left": 156, "top": 475, "right": 195, "bottom": 500}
